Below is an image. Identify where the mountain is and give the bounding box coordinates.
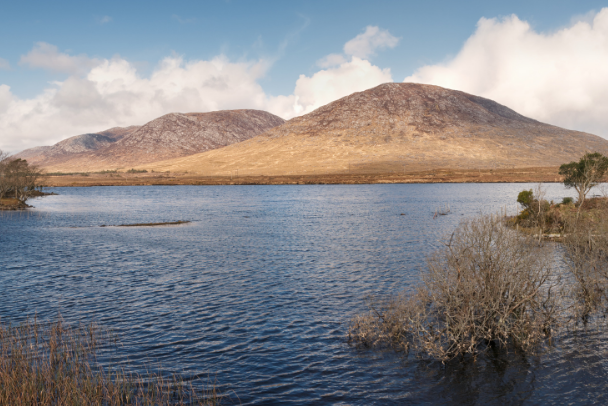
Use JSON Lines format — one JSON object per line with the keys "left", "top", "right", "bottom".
{"left": 136, "top": 83, "right": 608, "bottom": 175}
{"left": 14, "top": 126, "right": 139, "bottom": 167}
{"left": 23, "top": 110, "right": 285, "bottom": 172}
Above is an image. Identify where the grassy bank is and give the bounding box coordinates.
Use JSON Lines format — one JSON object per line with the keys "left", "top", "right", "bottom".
{"left": 40, "top": 166, "right": 564, "bottom": 187}
{"left": 0, "top": 197, "right": 29, "bottom": 210}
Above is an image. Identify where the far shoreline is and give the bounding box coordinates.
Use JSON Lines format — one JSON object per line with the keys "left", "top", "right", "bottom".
{"left": 40, "top": 166, "right": 564, "bottom": 188}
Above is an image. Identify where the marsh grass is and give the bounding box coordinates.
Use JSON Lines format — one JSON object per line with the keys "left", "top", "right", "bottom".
{"left": 0, "top": 316, "right": 224, "bottom": 405}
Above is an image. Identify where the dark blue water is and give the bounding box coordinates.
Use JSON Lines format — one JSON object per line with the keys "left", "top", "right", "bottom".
{"left": 1, "top": 183, "right": 606, "bottom": 405}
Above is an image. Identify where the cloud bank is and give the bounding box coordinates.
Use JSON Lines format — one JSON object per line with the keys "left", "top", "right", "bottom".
{"left": 1, "top": 29, "right": 396, "bottom": 152}
{"left": 405, "top": 9, "right": 608, "bottom": 137}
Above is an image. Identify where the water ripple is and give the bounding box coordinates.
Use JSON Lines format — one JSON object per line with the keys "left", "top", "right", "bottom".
{"left": 1, "top": 184, "right": 605, "bottom": 405}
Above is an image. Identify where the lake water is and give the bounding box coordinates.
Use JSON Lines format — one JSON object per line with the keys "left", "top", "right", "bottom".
{"left": 1, "top": 183, "right": 606, "bottom": 405}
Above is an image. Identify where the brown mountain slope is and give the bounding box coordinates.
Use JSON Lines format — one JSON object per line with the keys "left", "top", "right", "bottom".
{"left": 14, "top": 126, "right": 139, "bottom": 167}
{"left": 136, "top": 83, "right": 608, "bottom": 176}
{"left": 40, "top": 110, "right": 285, "bottom": 172}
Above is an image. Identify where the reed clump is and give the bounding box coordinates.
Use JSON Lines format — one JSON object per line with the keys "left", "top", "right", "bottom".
{"left": 349, "top": 215, "right": 560, "bottom": 362}
{"left": 562, "top": 209, "right": 608, "bottom": 321}
{"left": 0, "top": 317, "right": 222, "bottom": 405}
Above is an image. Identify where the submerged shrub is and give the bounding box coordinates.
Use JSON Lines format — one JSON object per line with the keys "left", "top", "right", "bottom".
{"left": 349, "top": 215, "right": 560, "bottom": 362}
{"left": 563, "top": 214, "right": 608, "bottom": 321}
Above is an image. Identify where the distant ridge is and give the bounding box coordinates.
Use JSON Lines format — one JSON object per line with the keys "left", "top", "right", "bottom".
{"left": 136, "top": 83, "right": 608, "bottom": 176}
{"left": 14, "top": 126, "right": 139, "bottom": 166}
{"left": 20, "top": 110, "right": 285, "bottom": 172}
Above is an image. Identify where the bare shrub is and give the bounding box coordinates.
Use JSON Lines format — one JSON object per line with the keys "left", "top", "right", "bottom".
{"left": 562, "top": 212, "right": 608, "bottom": 321}
{"left": 349, "top": 215, "right": 559, "bottom": 362}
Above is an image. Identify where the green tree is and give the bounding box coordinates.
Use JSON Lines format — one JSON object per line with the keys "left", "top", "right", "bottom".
{"left": 559, "top": 152, "right": 608, "bottom": 206}
{"left": 516, "top": 186, "right": 550, "bottom": 230}
{"left": 517, "top": 189, "right": 534, "bottom": 210}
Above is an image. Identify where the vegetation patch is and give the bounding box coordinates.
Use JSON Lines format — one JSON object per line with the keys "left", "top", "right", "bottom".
{"left": 100, "top": 220, "right": 191, "bottom": 227}
{"left": 349, "top": 215, "right": 558, "bottom": 361}
{"left": 0, "top": 197, "right": 30, "bottom": 210}
{"left": 350, "top": 153, "right": 608, "bottom": 364}
{"left": 45, "top": 172, "right": 91, "bottom": 176}
{"left": 0, "top": 317, "right": 223, "bottom": 405}
{"left": 0, "top": 150, "right": 43, "bottom": 208}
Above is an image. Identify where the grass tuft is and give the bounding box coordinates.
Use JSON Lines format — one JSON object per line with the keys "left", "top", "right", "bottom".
{"left": 0, "top": 316, "right": 224, "bottom": 405}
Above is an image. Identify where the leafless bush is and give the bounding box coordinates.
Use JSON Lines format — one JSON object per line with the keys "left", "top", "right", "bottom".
{"left": 562, "top": 213, "right": 608, "bottom": 321}
{"left": 349, "top": 215, "right": 560, "bottom": 362}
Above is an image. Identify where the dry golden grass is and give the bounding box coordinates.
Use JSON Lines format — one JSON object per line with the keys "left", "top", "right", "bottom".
{"left": 0, "top": 317, "right": 224, "bottom": 405}
{"left": 122, "top": 133, "right": 569, "bottom": 177}
{"left": 40, "top": 166, "right": 564, "bottom": 188}
{"left": 0, "top": 197, "right": 29, "bottom": 210}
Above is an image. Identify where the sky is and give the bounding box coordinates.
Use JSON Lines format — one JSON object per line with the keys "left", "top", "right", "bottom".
{"left": 1, "top": 0, "right": 608, "bottom": 152}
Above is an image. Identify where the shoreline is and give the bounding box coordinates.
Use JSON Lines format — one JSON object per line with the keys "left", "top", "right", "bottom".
{"left": 0, "top": 191, "right": 57, "bottom": 210}
{"left": 41, "top": 166, "right": 563, "bottom": 187}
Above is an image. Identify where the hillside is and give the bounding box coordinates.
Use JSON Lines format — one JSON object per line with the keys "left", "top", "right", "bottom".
{"left": 14, "top": 126, "right": 139, "bottom": 167}
{"left": 136, "top": 83, "right": 608, "bottom": 176}
{"left": 29, "top": 110, "right": 285, "bottom": 172}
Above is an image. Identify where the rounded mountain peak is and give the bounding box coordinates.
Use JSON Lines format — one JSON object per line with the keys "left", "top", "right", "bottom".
{"left": 279, "top": 82, "right": 541, "bottom": 137}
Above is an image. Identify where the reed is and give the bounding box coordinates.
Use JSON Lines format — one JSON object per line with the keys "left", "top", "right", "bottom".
{"left": 0, "top": 316, "right": 223, "bottom": 405}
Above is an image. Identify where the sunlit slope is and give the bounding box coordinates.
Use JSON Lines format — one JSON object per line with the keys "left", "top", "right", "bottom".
{"left": 40, "top": 110, "right": 285, "bottom": 172}
{"left": 135, "top": 83, "right": 608, "bottom": 175}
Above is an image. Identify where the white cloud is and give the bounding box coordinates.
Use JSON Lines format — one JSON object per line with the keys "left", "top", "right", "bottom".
{"left": 0, "top": 27, "right": 395, "bottom": 152}
{"left": 293, "top": 57, "right": 392, "bottom": 115}
{"left": 0, "top": 54, "right": 278, "bottom": 152}
{"left": 0, "top": 84, "right": 12, "bottom": 113}
{"left": 19, "top": 42, "right": 100, "bottom": 75}
{"left": 316, "top": 53, "right": 347, "bottom": 68}
{"left": 344, "top": 26, "right": 400, "bottom": 59}
{"left": 405, "top": 9, "right": 608, "bottom": 137}
{"left": 0, "top": 58, "right": 10, "bottom": 70}
{"left": 99, "top": 16, "right": 112, "bottom": 24}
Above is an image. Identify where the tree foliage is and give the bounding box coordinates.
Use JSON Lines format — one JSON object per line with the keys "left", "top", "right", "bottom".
{"left": 516, "top": 186, "right": 551, "bottom": 229}
{"left": 0, "top": 150, "right": 43, "bottom": 204}
{"left": 517, "top": 189, "right": 534, "bottom": 209}
{"left": 559, "top": 152, "right": 608, "bottom": 205}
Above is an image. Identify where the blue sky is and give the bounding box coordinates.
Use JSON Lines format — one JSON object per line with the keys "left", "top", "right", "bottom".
{"left": 1, "top": 0, "right": 608, "bottom": 151}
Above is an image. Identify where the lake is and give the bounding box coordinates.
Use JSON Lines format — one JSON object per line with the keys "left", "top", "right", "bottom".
{"left": 1, "top": 183, "right": 606, "bottom": 405}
